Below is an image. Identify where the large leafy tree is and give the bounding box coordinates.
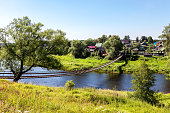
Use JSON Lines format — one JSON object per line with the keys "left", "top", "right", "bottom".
{"left": 83, "top": 38, "right": 96, "bottom": 47}
{"left": 0, "top": 16, "right": 67, "bottom": 82}
{"left": 136, "top": 37, "right": 139, "bottom": 42}
{"left": 140, "top": 36, "right": 148, "bottom": 42}
{"left": 161, "top": 24, "right": 170, "bottom": 56}
{"left": 103, "top": 35, "right": 123, "bottom": 60}
{"left": 123, "top": 35, "right": 130, "bottom": 41}
{"left": 148, "top": 36, "right": 154, "bottom": 44}
{"left": 97, "top": 35, "right": 108, "bottom": 43}
{"left": 69, "top": 40, "right": 90, "bottom": 58}
{"left": 131, "top": 62, "right": 158, "bottom": 105}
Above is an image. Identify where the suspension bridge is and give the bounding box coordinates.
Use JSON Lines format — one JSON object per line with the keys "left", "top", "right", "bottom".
{"left": 0, "top": 55, "right": 123, "bottom": 79}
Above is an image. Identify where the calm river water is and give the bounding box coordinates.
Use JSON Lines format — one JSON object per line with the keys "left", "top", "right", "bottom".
{"left": 1, "top": 67, "right": 170, "bottom": 93}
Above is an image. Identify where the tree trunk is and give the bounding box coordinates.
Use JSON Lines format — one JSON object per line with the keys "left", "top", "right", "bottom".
{"left": 13, "top": 78, "right": 19, "bottom": 82}
{"left": 13, "top": 74, "right": 21, "bottom": 83}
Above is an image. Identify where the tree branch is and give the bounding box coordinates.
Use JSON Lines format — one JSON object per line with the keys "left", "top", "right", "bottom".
{"left": 22, "top": 64, "right": 35, "bottom": 73}
{"left": 10, "top": 66, "right": 16, "bottom": 75}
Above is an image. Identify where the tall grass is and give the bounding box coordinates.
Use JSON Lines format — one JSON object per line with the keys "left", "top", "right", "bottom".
{"left": 0, "top": 80, "right": 169, "bottom": 112}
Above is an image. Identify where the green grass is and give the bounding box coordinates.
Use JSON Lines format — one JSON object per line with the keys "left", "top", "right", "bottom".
{"left": 122, "top": 56, "right": 170, "bottom": 75}
{"left": 0, "top": 80, "right": 170, "bottom": 113}
{"left": 54, "top": 54, "right": 125, "bottom": 73}
{"left": 53, "top": 55, "right": 170, "bottom": 76}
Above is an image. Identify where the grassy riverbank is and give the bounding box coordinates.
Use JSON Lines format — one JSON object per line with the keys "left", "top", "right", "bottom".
{"left": 0, "top": 80, "right": 170, "bottom": 113}
{"left": 54, "top": 55, "right": 170, "bottom": 76}
{"left": 123, "top": 56, "right": 170, "bottom": 74}
{"left": 54, "top": 54, "right": 125, "bottom": 73}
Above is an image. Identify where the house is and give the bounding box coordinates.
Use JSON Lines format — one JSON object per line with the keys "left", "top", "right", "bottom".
{"left": 95, "top": 43, "right": 106, "bottom": 54}
{"left": 155, "top": 44, "right": 163, "bottom": 50}
{"left": 87, "top": 46, "right": 96, "bottom": 52}
{"left": 95, "top": 43, "right": 102, "bottom": 48}
{"left": 137, "top": 47, "right": 145, "bottom": 55}
{"left": 156, "top": 41, "right": 162, "bottom": 46}
{"left": 154, "top": 42, "right": 158, "bottom": 46}
{"left": 121, "top": 40, "right": 130, "bottom": 45}
{"left": 138, "top": 50, "right": 145, "bottom": 55}
{"left": 144, "top": 52, "right": 152, "bottom": 57}
{"left": 154, "top": 40, "right": 164, "bottom": 47}
{"left": 132, "top": 48, "right": 138, "bottom": 55}
{"left": 152, "top": 52, "right": 164, "bottom": 56}
{"left": 131, "top": 40, "right": 136, "bottom": 43}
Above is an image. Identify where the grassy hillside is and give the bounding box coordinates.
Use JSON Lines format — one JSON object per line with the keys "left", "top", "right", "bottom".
{"left": 0, "top": 80, "right": 170, "bottom": 113}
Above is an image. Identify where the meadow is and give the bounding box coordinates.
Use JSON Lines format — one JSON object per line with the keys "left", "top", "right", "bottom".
{"left": 0, "top": 79, "right": 170, "bottom": 113}
{"left": 54, "top": 55, "right": 170, "bottom": 77}
{"left": 54, "top": 54, "right": 125, "bottom": 73}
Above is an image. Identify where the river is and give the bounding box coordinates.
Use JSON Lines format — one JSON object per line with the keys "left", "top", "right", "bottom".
{"left": 1, "top": 67, "right": 170, "bottom": 93}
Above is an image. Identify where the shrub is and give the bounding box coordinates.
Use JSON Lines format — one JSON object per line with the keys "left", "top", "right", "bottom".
{"left": 64, "top": 80, "right": 75, "bottom": 90}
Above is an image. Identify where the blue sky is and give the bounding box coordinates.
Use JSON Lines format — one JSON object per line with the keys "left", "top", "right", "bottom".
{"left": 0, "top": 0, "right": 170, "bottom": 40}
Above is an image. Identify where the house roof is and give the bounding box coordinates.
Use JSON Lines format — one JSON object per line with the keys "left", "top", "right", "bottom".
{"left": 95, "top": 43, "right": 102, "bottom": 47}
{"left": 88, "top": 46, "right": 96, "bottom": 49}
{"left": 121, "top": 40, "right": 129, "bottom": 44}
{"left": 154, "top": 42, "right": 157, "bottom": 45}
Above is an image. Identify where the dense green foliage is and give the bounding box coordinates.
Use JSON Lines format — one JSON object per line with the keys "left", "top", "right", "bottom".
{"left": 83, "top": 38, "right": 96, "bottom": 46}
{"left": 140, "top": 36, "right": 148, "bottom": 42}
{"left": 136, "top": 37, "right": 139, "bottom": 42}
{"left": 0, "top": 80, "right": 169, "bottom": 113}
{"left": 132, "top": 62, "right": 158, "bottom": 105}
{"left": 123, "top": 35, "right": 130, "bottom": 41}
{"left": 103, "top": 35, "right": 123, "bottom": 60}
{"left": 69, "top": 40, "right": 90, "bottom": 58}
{"left": 161, "top": 24, "right": 170, "bottom": 56}
{"left": 96, "top": 35, "right": 108, "bottom": 43}
{"left": 0, "top": 16, "right": 67, "bottom": 82}
{"left": 148, "top": 36, "right": 154, "bottom": 44}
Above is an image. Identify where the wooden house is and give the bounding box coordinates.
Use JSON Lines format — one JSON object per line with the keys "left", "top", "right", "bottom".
{"left": 87, "top": 46, "right": 96, "bottom": 52}
{"left": 95, "top": 43, "right": 106, "bottom": 55}
{"left": 132, "top": 48, "right": 138, "bottom": 55}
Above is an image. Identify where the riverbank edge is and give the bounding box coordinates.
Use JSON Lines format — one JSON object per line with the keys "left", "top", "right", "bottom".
{"left": 0, "top": 79, "right": 170, "bottom": 113}
{"left": 62, "top": 63, "right": 169, "bottom": 79}
{"left": 54, "top": 55, "right": 170, "bottom": 78}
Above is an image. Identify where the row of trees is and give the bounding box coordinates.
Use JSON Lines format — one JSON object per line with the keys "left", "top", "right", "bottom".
{"left": 70, "top": 35, "right": 123, "bottom": 59}
{"left": 85, "top": 35, "right": 154, "bottom": 46}
{"left": 136, "top": 36, "right": 154, "bottom": 44}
